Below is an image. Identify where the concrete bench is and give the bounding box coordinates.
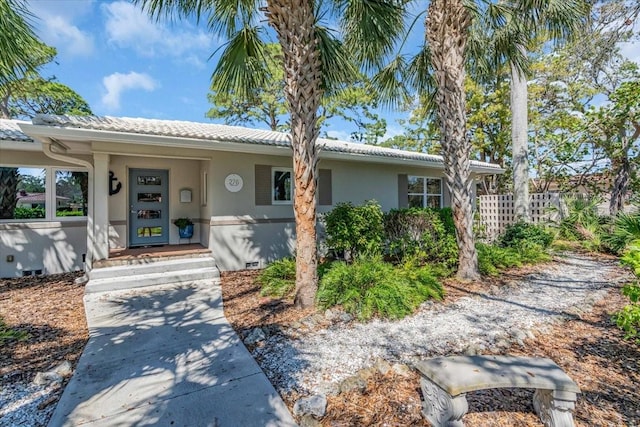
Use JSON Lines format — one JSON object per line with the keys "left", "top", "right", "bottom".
{"left": 414, "top": 356, "right": 580, "bottom": 427}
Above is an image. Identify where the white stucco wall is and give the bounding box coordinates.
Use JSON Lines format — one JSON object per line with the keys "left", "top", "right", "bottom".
{"left": 0, "top": 221, "right": 87, "bottom": 277}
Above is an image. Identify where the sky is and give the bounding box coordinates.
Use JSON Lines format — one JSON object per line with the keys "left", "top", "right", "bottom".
{"left": 23, "top": 0, "right": 640, "bottom": 143}
{"left": 26, "top": 0, "right": 416, "bottom": 141}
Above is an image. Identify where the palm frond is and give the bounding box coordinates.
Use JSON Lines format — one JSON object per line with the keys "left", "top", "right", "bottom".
{"left": 0, "top": 0, "right": 52, "bottom": 85}
{"left": 405, "top": 45, "right": 434, "bottom": 98}
{"left": 337, "top": 0, "right": 409, "bottom": 70}
{"left": 210, "top": 26, "right": 269, "bottom": 101}
{"left": 370, "top": 54, "right": 410, "bottom": 109}
{"left": 315, "top": 25, "right": 359, "bottom": 95}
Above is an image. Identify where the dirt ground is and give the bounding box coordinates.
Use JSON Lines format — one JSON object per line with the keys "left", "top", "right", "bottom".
{"left": 1, "top": 257, "right": 638, "bottom": 426}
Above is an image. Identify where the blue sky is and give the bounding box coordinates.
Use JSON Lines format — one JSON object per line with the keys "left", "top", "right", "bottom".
{"left": 24, "top": 1, "right": 640, "bottom": 142}
{"left": 26, "top": 0, "right": 418, "bottom": 141}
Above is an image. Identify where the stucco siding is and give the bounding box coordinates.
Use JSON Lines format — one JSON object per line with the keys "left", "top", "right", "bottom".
{"left": 0, "top": 221, "right": 87, "bottom": 277}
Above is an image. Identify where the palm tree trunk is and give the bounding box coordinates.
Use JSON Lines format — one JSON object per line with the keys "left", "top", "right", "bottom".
{"left": 511, "top": 55, "right": 530, "bottom": 222}
{"left": 426, "top": 0, "right": 479, "bottom": 281}
{"left": 267, "top": 0, "right": 322, "bottom": 307}
{"left": 0, "top": 168, "right": 19, "bottom": 219}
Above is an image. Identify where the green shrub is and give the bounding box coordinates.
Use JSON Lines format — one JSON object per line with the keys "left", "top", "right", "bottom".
{"left": 323, "top": 201, "right": 384, "bottom": 259}
{"left": 499, "top": 222, "right": 553, "bottom": 249}
{"left": 614, "top": 283, "right": 640, "bottom": 342}
{"left": 621, "top": 240, "right": 640, "bottom": 276}
{"left": 554, "top": 196, "right": 607, "bottom": 246}
{"left": 317, "top": 256, "right": 444, "bottom": 320}
{"left": 476, "top": 243, "right": 550, "bottom": 276}
{"left": 257, "top": 258, "right": 296, "bottom": 297}
{"left": 384, "top": 208, "right": 458, "bottom": 268}
{"left": 14, "top": 206, "right": 45, "bottom": 219}
{"left": 605, "top": 213, "right": 640, "bottom": 254}
{"left": 438, "top": 207, "right": 456, "bottom": 235}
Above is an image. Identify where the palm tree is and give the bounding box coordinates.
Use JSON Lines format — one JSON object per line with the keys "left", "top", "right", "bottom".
{"left": 507, "top": 0, "right": 588, "bottom": 222}
{"left": 136, "top": 0, "right": 405, "bottom": 307}
{"left": 0, "top": 0, "right": 51, "bottom": 88}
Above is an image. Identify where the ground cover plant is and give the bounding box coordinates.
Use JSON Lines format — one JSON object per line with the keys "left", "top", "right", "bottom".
{"left": 316, "top": 256, "right": 444, "bottom": 320}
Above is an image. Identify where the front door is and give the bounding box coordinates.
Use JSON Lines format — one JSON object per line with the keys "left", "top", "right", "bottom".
{"left": 129, "top": 169, "right": 169, "bottom": 247}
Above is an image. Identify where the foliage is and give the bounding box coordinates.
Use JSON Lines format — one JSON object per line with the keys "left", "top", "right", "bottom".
{"left": 317, "top": 256, "right": 444, "bottom": 320}
{"left": 477, "top": 243, "right": 550, "bottom": 276}
{"left": 6, "top": 77, "right": 92, "bottom": 120}
{"left": 56, "top": 210, "right": 85, "bottom": 217}
{"left": 323, "top": 201, "right": 384, "bottom": 259}
{"left": 605, "top": 213, "right": 640, "bottom": 255}
{"left": 13, "top": 206, "right": 44, "bottom": 219}
{"left": 0, "top": 317, "right": 28, "bottom": 342}
{"left": 499, "top": 222, "right": 554, "bottom": 250}
{"left": 616, "top": 242, "right": 640, "bottom": 342}
{"left": 258, "top": 257, "right": 296, "bottom": 298}
{"left": 0, "top": 0, "right": 53, "bottom": 86}
{"left": 553, "top": 196, "right": 606, "bottom": 248}
{"left": 383, "top": 208, "right": 458, "bottom": 268}
{"left": 172, "top": 218, "right": 193, "bottom": 228}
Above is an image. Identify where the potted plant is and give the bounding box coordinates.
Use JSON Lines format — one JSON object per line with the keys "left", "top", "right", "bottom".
{"left": 173, "top": 217, "right": 194, "bottom": 238}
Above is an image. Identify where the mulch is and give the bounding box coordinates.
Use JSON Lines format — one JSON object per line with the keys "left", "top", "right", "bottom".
{"left": 0, "top": 273, "right": 87, "bottom": 385}
{"left": 1, "top": 258, "right": 639, "bottom": 426}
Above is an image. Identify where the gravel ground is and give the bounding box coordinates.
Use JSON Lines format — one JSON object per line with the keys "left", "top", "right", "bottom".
{"left": 254, "top": 253, "right": 632, "bottom": 396}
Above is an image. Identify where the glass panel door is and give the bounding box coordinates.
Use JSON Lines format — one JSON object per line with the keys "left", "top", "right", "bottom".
{"left": 129, "top": 169, "right": 169, "bottom": 246}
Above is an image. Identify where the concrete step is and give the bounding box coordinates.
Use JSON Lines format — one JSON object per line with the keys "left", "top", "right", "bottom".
{"left": 85, "top": 266, "right": 220, "bottom": 294}
{"left": 89, "top": 257, "right": 216, "bottom": 281}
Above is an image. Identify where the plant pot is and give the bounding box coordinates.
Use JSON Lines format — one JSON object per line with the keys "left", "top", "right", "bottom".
{"left": 178, "top": 224, "right": 194, "bottom": 238}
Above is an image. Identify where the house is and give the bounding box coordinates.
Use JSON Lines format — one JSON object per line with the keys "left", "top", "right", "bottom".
{"left": 0, "top": 115, "right": 502, "bottom": 278}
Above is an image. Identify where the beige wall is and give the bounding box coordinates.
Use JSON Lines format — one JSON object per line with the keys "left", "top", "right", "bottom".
{"left": 108, "top": 155, "right": 203, "bottom": 248}
{"left": 0, "top": 221, "right": 87, "bottom": 277}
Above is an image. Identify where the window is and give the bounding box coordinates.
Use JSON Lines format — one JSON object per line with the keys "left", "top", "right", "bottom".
{"left": 56, "top": 170, "right": 88, "bottom": 217}
{"left": 408, "top": 176, "right": 442, "bottom": 208}
{"left": 0, "top": 166, "right": 88, "bottom": 221}
{"left": 272, "top": 168, "right": 293, "bottom": 204}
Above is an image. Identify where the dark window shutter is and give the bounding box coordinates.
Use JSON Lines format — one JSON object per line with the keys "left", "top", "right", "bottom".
{"left": 398, "top": 174, "right": 408, "bottom": 208}
{"left": 255, "top": 165, "right": 272, "bottom": 205}
{"left": 318, "top": 169, "right": 332, "bottom": 206}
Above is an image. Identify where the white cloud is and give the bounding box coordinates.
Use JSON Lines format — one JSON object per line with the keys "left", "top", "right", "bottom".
{"left": 29, "top": 1, "right": 95, "bottom": 57}
{"left": 102, "top": 1, "right": 214, "bottom": 58}
{"left": 102, "top": 72, "right": 158, "bottom": 110}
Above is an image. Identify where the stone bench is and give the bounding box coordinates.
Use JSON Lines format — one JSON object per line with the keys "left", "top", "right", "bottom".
{"left": 414, "top": 356, "right": 580, "bottom": 427}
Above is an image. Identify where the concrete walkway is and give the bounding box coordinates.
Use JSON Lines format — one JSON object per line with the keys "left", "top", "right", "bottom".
{"left": 49, "top": 280, "right": 297, "bottom": 427}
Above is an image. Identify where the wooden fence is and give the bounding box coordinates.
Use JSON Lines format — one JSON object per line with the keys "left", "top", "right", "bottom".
{"left": 477, "top": 193, "right": 564, "bottom": 242}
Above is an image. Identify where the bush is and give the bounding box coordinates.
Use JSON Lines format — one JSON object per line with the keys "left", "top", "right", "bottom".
{"left": 317, "top": 256, "right": 444, "bottom": 320}
{"left": 257, "top": 258, "right": 296, "bottom": 297}
{"left": 554, "top": 196, "right": 607, "bottom": 249}
{"left": 605, "top": 213, "right": 640, "bottom": 254}
{"left": 14, "top": 206, "right": 45, "bottom": 219}
{"left": 614, "top": 283, "right": 640, "bottom": 342}
{"left": 384, "top": 208, "right": 458, "bottom": 268}
{"left": 477, "top": 243, "right": 550, "bottom": 276}
{"left": 323, "top": 201, "right": 384, "bottom": 259}
{"left": 499, "top": 222, "right": 553, "bottom": 250}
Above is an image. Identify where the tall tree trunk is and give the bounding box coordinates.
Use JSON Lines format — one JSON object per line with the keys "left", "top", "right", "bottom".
{"left": 267, "top": 0, "right": 322, "bottom": 307}
{"left": 511, "top": 57, "right": 530, "bottom": 222}
{"left": 609, "top": 156, "right": 629, "bottom": 216}
{"left": 426, "top": 0, "right": 479, "bottom": 281}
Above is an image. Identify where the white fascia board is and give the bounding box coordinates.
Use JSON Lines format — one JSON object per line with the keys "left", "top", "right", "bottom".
{"left": 19, "top": 124, "right": 503, "bottom": 174}
{"left": 0, "top": 140, "right": 41, "bottom": 152}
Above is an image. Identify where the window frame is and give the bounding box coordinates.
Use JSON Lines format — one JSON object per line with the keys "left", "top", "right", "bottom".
{"left": 271, "top": 167, "right": 293, "bottom": 205}
{"left": 407, "top": 176, "right": 443, "bottom": 209}
{"left": 0, "top": 165, "right": 89, "bottom": 223}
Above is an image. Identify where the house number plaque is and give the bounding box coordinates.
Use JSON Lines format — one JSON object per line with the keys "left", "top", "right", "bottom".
{"left": 224, "top": 174, "right": 243, "bottom": 192}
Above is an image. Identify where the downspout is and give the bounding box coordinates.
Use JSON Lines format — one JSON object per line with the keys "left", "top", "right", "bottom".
{"left": 40, "top": 138, "right": 96, "bottom": 273}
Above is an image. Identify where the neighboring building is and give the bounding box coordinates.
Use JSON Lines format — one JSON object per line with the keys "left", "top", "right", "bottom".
{"left": 0, "top": 115, "right": 503, "bottom": 278}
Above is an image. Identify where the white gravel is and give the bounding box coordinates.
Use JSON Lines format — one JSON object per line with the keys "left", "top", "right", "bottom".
{"left": 0, "top": 379, "right": 59, "bottom": 427}
{"left": 254, "top": 253, "right": 632, "bottom": 395}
